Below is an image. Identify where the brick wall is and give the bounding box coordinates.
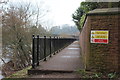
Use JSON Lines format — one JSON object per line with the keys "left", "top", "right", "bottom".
{"left": 79, "top": 16, "right": 91, "bottom": 70}
{"left": 118, "top": 14, "right": 120, "bottom": 73}
{"left": 80, "top": 14, "right": 119, "bottom": 72}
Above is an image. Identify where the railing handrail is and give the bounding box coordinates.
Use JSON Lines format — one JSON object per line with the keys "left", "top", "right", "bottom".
{"left": 33, "top": 37, "right": 76, "bottom": 39}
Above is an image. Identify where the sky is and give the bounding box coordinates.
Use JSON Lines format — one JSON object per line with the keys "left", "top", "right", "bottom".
{"left": 5, "top": 0, "right": 85, "bottom": 29}
{"left": 42, "top": 0, "right": 84, "bottom": 26}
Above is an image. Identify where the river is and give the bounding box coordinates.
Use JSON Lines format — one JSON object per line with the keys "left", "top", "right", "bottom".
{"left": 0, "top": 69, "right": 4, "bottom": 80}
{"left": 0, "top": 48, "right": 4, "bottom": 80}
{"left": 0, "top": 48, "right": 11, "bottom": 80}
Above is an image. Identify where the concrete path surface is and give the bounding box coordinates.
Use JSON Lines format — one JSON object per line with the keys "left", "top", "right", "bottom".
{"left": 38, "top": 41, "right": 84, "bottom": 71}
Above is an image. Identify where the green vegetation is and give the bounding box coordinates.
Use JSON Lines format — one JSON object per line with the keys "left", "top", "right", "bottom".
{"left": 72, "top": 7, "right": 84, "bottom": 30}
{"left": 2, "top": 66, "right": 32, "bottom": 80}
{"left": 76, "top": 69, "right": 119, "bottom": 78}
{"left": 72, "top": 2, "right": 120, "bottom": 31}
{"left": 7, "top": 66, "right": 31, "bottom": 78}
{"left": 80, "top": 14, "right": 86, "bottom": 29}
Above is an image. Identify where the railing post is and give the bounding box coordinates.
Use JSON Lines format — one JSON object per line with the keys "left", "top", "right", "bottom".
{"left": 50, "top": 36, "right": 52, "bottom": 57}
{"left": 32, "top": 35, "right": 35, "bottom": 69}
{"left": 53, "top": 36, "right": 56, "bottom": 55}
{"left": 44, "top": 36, "right": 46, "bottom": 61}
{"left": 57, "top": 37, "right": 59, "bottom": 53}
{"left": 57, "top": 37, "right": 59, "bottom": 52}
{"left": 60, "top": 37, "right": 62, "bottom": 50}
{"left": 37, "top": 35, "right": 39, "bottom": 66}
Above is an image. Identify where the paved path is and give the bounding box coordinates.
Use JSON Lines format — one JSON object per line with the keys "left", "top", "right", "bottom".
{"left": 28, "top": 41, "right": 84, "bottom": 78}
{"left": 35, "top": 41, "right": 84, "bottom": 71}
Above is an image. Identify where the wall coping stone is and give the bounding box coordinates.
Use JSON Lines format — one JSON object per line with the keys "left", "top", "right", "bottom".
{"left": 87, "top": 8, "right": 120, "bottom": 16}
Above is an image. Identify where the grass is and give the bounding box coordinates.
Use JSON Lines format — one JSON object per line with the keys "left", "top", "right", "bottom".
{"left": 7, "top": 66, "right": 31, "bottom": 78}
{"left": 76, "top": 69, "right": 119, "bottom": 78}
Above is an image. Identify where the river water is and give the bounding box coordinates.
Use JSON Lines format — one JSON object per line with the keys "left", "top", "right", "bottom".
{"left": 0, "top": 70, "right": 4, "bottom": 80}
{"left": 0, "top": 48, "right": 4, "bottom": 80}
{"left": 0, "top": 48, "right": 11, "bottom": 80}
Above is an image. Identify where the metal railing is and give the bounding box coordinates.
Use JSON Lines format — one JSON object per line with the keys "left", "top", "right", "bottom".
{"left": 32, "top": 35, "right": 76, "bottom": 69}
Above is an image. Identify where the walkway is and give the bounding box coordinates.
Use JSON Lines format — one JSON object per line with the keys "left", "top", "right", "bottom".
{"left": 28, "top": 41, "right": 84, "bottom": 75}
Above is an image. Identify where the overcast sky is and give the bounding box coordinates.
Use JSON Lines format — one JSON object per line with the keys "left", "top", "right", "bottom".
{"left": 7, "top": 0, "right": 85, "bottom": 29}
{"left": 42, "top": 0, "right": 84, "bottom": 25}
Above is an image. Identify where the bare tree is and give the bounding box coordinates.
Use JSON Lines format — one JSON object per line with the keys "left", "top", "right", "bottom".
{"left": 2, "top": 3, "right": 37, "bottom": 69}
{"left": 1, "top": 1, "right": 50, "bottom": 73}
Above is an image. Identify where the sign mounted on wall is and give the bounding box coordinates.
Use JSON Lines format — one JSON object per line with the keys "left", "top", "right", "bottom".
{"left": 91, "top": 30, "right": 109, "bottom": 44}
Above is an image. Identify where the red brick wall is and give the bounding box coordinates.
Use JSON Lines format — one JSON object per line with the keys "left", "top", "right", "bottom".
{"left": 79, "top": 15, "right": 119, "bottom": 72}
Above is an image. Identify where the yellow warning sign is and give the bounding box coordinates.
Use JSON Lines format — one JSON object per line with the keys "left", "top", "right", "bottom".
{"left": 94, "top": 31, "right": 108, "bottom": 34}
{"left": 91, "top": 35, "right": 108, "bottom": 39}
{"left": 91, "top": 30, "right": 109, "bottom": 44}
